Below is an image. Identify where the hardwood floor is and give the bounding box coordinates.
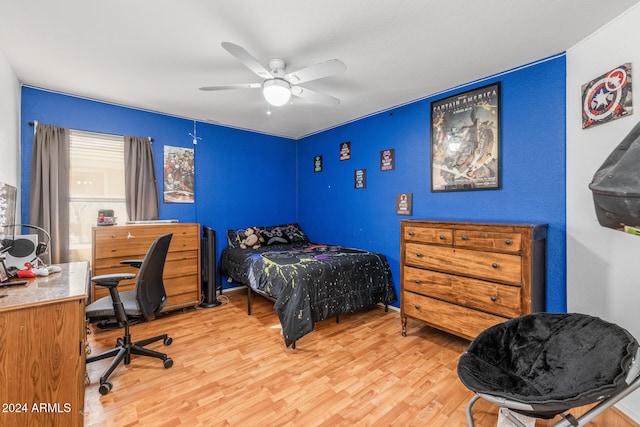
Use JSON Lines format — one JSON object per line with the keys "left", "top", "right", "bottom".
{"left": 84, "top": 288, "right": 638, "bottom": 427}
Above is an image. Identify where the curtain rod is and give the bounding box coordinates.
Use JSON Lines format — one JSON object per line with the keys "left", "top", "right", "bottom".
{"left": 28, "top": 121, "right": 153, "bottom": 142}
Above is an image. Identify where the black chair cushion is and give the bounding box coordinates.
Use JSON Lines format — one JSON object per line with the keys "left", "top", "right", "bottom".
{"left": 86, "top": 291, "right": 142, "bottom": 319}
{"left": 457, "top": 313, "right": 638, "bottom": 416}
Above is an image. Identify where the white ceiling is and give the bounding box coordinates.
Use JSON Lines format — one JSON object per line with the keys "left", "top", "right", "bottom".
{"left": 1, "top": 1, "right": 639, "bottom": 139}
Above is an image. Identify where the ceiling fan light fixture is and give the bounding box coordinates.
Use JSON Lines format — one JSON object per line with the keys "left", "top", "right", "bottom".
{"left": 263, "top": 79, "right": 291, "bottom": 106}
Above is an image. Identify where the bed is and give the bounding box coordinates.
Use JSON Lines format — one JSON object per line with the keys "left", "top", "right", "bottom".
{"left": 219, "top": 223, "right": 397, "bottom": 347}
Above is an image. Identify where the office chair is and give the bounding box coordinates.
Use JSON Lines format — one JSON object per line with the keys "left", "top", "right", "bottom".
{"left": 457, "top": 312, "right": 640, "bottom": 427}
{"left": 86, "top": 233, "right": 174, "bottom": 395}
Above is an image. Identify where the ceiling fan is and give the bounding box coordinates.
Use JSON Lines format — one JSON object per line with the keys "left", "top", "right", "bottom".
{"left": 200, "top": 42, "right": 346, "bottom": 107}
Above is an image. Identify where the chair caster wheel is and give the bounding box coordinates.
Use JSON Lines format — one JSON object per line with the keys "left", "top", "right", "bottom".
{"left": 99, "top": 382, "right": 112, "bottom": 395}
{"left": 164, "top": 358, "right": 173, "bottom": 369}
{"left": 164, "top": 337, "right": 173, "bottom": 346}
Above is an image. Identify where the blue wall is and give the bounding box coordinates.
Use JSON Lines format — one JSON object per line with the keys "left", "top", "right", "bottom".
{"left": 20, "top": 54, "right": 567, "bottom": 311}
{"left": 297, "top": 56, "right": 567, "bottom": 312}
{"left": 20, "top": 87, "right": 298, "bottom": 266}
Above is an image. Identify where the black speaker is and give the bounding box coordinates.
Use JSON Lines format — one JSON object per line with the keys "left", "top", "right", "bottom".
{"left": 201, "top": 226, "right": 221, "bottom": 308}
{"left": 4, "top": 234, "right": 38, "bottom": 269}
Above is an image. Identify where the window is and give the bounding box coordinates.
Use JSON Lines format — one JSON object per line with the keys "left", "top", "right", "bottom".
{"left": 69, "top": 130, "right": 127, "bottom": 262}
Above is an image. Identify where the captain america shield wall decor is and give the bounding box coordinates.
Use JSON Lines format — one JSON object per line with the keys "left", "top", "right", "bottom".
{"left": 582, "top": 63, "right": 633, "bottom": 129}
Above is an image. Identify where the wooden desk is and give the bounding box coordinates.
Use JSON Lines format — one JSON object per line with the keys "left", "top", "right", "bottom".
{"left": 0, "top": 262, "right": 89, "bottom": 427}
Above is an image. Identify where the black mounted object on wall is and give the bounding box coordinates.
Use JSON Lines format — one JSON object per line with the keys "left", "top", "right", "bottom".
{"left": 201, "top": 226, "right": 221, "bottom": 308}
{"left": 590, "top": 120, "right": 640, "bottom": 232}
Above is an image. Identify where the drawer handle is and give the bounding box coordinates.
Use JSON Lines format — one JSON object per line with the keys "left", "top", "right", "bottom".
{"left": 439, "top": 235, "right": 445, "bottom": 240}
{"left": 505, "top": 239, "right": 512, "bottom": 245}
{"left": 408, "top": 231, "right": 414, "bottom": 236}
{"left": 414, "top": 304, "right": 421, "bottom": 310}
{"left": 492, "top": 263, "right": 499, "bottom": 268}
{"left": 461, "top": 235, "right": 468, "bottom": 240}
{"left": 414, "top": 279, "right": 421, "bottom": 284}
{"left": 415, "top": 252, "right": 423, "bottom": 258}
{"left": 490, "top": 295, "right": 497, "bottom": 302}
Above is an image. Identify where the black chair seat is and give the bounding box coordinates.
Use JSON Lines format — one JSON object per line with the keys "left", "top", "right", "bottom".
{"left": 86, "top": 290, "right": 139, "bottom": 318}
{"left": 457, "top": 312, "right": 640, "bottom": 424}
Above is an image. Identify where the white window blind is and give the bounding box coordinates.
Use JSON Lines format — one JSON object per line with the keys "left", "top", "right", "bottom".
{"left": 69, "top": 130, "right": 126, "bottom": 262}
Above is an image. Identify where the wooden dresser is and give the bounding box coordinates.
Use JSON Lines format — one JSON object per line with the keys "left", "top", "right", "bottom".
{"left": 400, "top": 220, "right": 546, "bottom": 340}
{"left": 91, "top": 223, "right": 201, "bottom": 311}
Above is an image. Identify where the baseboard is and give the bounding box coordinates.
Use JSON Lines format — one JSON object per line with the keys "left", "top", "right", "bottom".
{"left": 613, "top": 406, "right": 640, "bottom": 426}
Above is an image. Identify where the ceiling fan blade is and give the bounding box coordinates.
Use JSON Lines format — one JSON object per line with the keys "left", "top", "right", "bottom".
{"left": 221, "top": 42, "right": 273, "bottom": 79}
{"left": 291, "top": 86, "right": 340, "bottom": 107}
{"left": 285, "top": 59, "right": 346, "bottom": 85}
{"left": 199, "top": 83, "right": 262, "bottom": 91}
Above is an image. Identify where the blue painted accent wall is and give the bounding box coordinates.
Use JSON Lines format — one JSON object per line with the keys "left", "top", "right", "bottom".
{"left": 20, "top": 54, "right": 566, "bottom": 311}
{"left": 297, "top": 56, "right": 567, "bottom": 312}
{"left": 20, "top": 87, "right": 298, "bottom": 268}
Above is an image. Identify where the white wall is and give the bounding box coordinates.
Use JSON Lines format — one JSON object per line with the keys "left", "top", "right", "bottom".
{"left": 566, "top": 4, "right": 640, "bottom": 421}
{"left": 0, "top": 49, "right": 20, "bottom": 188}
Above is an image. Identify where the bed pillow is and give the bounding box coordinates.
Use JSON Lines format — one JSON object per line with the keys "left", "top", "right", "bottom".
{"left": 259, "top": 223, "right": 310, "bottom": 246}
{"left": 226, "top": 226, "right": 264, "bottom": 249}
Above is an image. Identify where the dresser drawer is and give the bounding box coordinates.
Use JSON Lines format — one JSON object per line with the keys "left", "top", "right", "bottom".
{"left": 403, "top": 266, "right": 522, "bottom": 318}
{"left": 454, "top": 229, "right": 522, "bottom": 253}
{"left": 166, "top": 250, "right": 199, "bottom": 272}
{"left": 94, "top": 229, "right": 198, "bottom": 260}
{"left": 94, "top": 236, "right": 158, "bottom": 259}
{"left": 167, "top": 229, "right": 199, "bottom": 251}
{"left": 403, "top": 226, "right": 452, "bottom": 245}
{"left": 405, "top": 243, "right": 522, "bottom": 285}
{"left": 402, "top": 292, "right": 508, "bottom": 340}
{"left": 92, "top": 250, "right": 198, "bottom": 280}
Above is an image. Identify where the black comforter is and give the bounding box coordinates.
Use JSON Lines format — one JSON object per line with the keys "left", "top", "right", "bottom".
{"left": 220, "top": 242, "right": 396, "bottom": 346}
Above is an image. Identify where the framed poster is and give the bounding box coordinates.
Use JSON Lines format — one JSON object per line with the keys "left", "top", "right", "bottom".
{"left": 314, "top": 155, "right": 323, "bottom": 173}
{"left": 431, "top": 82, "right": 500, "bottom": 192}
{"left": 340, "top": 141, "right": 351, "bottom": 161}
{"left": 354, "top": 169, "right": 366, "bottom": 189}
{"left": 582, "top": 63, "right": 633, "bottom": 129}
{"left": 380, "top": 148, "right": 395, "bottom": 171}
{"left": 163, "top": 146, "right": 195, "bottom": 203}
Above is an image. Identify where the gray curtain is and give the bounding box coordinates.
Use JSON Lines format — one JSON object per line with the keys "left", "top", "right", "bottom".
{"left": 29, "top": 123, "right": 70, "bottom": 264}
{"left": 124, "top": 136, "right": 159, "bottom": 221}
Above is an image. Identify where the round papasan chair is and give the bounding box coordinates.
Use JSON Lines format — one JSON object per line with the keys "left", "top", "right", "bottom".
{"left": 457, "top": 312, "right": 640, "bottom": 427}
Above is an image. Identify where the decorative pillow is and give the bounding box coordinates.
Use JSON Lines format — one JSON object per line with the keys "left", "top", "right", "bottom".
{"left": 226, "top": 227, "right": 264, "bottom": 249}
{"left": 259, "top": 223, "right": 310, "bottom": 246}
